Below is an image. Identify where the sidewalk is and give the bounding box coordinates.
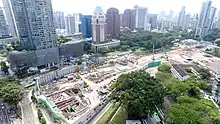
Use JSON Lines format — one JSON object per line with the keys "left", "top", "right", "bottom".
{"left": 28, "top": 90, "right": 39, "bottom": 124}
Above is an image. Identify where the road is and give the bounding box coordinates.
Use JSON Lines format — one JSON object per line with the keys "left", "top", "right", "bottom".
{"left": 0, "top": 102, "right": 10, "bottom": 124}
{"left": 20, "top": 91, "right": 36, "bottom": 124}
{"left": 88, "top": 103, "right": 111, "bottom": 124}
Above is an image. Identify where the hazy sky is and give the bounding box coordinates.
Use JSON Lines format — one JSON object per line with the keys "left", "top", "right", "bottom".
{"left": 0, "top": 0, "right": 219, "bottom": 15}
{"left": 51, "top": 0, "right": 220, "bottom": 15}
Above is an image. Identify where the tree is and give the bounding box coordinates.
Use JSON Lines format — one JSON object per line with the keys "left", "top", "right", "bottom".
{"left": 111, "top": 70, "right": 166, "bottom": 119}
{"left": 98, "top": 47, "right": 110, "bottom": 54}
{"left": 197, "top": 82, "right": 208, "bottom": 90}
{"left": 199, "top": 68, "right": 211, "bottom": 80}
{"left": 31, "top": 90, "right": 37, "bottom": 104}
{"left": 0, "top": 83, "right": 23, "bottom": 107}
{"left": 0, "top": 61, "right": 9, "bottom": 75}
{"left": 1, "top": 52, "right": 6, "bottom": 57}
{"left": 155, "top": 72, "right": 172, "bottom": 82}
{"left": 168, "top": 96, "right": 211, "bottom": 124}
{"left": 57, "top": 36, "right": 71, "bottom": 44}
{"left": 11, "top": 41, "right": 22, "bottom": 51}
{"left": 157, "top": 64, "right": 171, "bottom": 73}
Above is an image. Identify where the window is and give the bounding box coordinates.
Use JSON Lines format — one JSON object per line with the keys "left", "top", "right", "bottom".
{"left": 96, "top": 19, "right": 98, "bottom": 24}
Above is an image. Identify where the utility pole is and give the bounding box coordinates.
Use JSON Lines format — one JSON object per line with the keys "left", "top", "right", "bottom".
{"left": 152, "top": 40, "right": 155, "bottom": 62}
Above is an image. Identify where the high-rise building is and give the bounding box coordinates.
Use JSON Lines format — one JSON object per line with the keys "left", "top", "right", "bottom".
{"left": 122, "top": 9, "right": 136, "bottom": 31}
{"left": 10, "top": 0, "right": 56, "bottom": 50}
{"left": 119, "top": 14, "right": 123, "bottom": 28}
{"left": 82, "top": 15, "right": 92, "bottom": 38}
{"left": 53, "top": 11, "right": 65, "bottom": 29}
{"left": 177, "top": 6, "right": 186, "bottom": 29}
{"left": 65, "top": 14, "right": 75, "bottom": 35}
{"left": 2, "top": 0, "right": 17, "bottom": 37}
{"left": 92, "top": 6, "right": 107, "bottom": 44}
{"left": 196, "top": 0, "right": 212, "bottom": 37}
{"left": 0, "top": 8, "right": 9, "bottom": 37}
{"left": 208, "top": 7, "right": 216, "bottom": 30}
{"left": 74, "top": 13, "right": 82, "bottom": 33}
{"left": 135, "top": 6, "right": 148, "bottom": 30}
{"left": 106, "top": 8, "right": 120, "bottom": 37}
{"left": 148, "top": 14, "right": 158, "bottom": 30}
{"left": 216, "top": 11, "right": 220, "bottom": 29}
{"left": 182, "top": 14, "right": 191, "bottom": 30}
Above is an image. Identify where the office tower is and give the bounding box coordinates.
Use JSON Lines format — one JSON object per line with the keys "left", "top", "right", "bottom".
{"left": 148, "top": 14, "right": 158, "bottom": 30}
{"left": 2, "top": 0, "right": 17, "bottom": 37}
{"left": 74, "top": 13, "right": 82, "bottom": 33}
{"left": 208, "top": 7, "right": 216, "bottom": 30}
{"left": 177, "top": 6, "right": 186, "bottom": 29}
{"left": 82, "top": 15, "right": 92, "bottom": 38}
{"left": 216, "top": 11, "right": 220, "bottom": 29}
{"left": 119, "top": 14, "right": 123, "bottom": 27}
{"left": 65, "top": 14, "right": 75, "bottom": 35}
{"left": 135, "top": 6, "right": 148, "bottom": 30}
{"left": 196, "top": 0, "right": 212, "bottom": 37}
{"left": 123, "top": 9, "right": 132, "bottom": 29}
{"left": 92, "top": 6, "right": 107, "bottom": 44}
{"left": 53, "top": 11, "right": 65, "bottom": 29}
{"left": 183, "top": 14, "right": 191, "bottom": 30}
{"left": 122, "top": 9, "right": 136, "bottom": 31}
{"left": 10, "top": 0, "right": 56, "bottom": 50}
{"left": 106, "top": 8, "right": 120, "bottom": 37}
{"left": 190, "top": 14, "right": 199, "bottom": 30}
{"left": 0, "top": 8, "right": 9, "bottom": 37}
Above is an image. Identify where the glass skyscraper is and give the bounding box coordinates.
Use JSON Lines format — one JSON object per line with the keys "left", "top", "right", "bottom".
{"left": 82, "top": 15, "right": 92, "bottom": 38}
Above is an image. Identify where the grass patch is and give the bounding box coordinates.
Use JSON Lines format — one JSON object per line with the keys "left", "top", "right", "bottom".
{"left": 96, "top": 103, "right": 120, "bottom": 124}
{"left": 111, "top": 106, "right": 128, "bottom": 124}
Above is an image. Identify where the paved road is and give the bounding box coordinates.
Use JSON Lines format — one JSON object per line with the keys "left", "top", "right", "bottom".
{"left": 88, "top": 103, "right": 111, "bottom": 124}
{"left": 20, "top": 91, "right": 36, "bottom": 124}
{"left": 0, "top": 102, "right": 10, "bottom": 124}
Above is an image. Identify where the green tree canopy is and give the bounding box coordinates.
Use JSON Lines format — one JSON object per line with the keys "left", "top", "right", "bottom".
{"left": 158, "top": 64, "right": 171, "bottom": 73}
{"left": 98, "top": 47, "right": 110, "bottom": 54}
{"left": 0, "top": 83, "right": 23, "bottom": 106}
{"left": 111, "top": 70, "right": 166, "bottom": 119}
{"left": 168, "top": 96, "right": 211, "bottom": 124}
{"left": 199, "top": 68, "right": 211, "bottom": 80}
{"left": 0, "top": 61, "right": 9, "bottom": 75}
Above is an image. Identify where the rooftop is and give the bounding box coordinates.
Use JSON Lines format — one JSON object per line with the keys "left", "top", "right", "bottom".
{"left": 172, "top": 64, "right": 188, "bottom": 77}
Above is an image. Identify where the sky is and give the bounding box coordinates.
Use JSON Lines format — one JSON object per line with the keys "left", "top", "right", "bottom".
{"left": 0, "top": 0, "right": 220, "bottom": 15}
{"left": 51, "top": 0, "right": 220, "bottom": 15}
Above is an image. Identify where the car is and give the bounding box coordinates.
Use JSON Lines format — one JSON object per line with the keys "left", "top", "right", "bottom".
{"left": 1, "top": 103, "right": 4, "bottom": 106}
{"left": 7, "top": 109, "right": 10, "bottom": 114}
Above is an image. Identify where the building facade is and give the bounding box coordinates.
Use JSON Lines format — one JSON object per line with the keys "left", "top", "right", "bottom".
{"left": 82, "top": 15, "right": 92, "bottom": 38}
{"left": 208, "top": 7, "right": 216, "bottom": 30}
{"left": 148, "top": 14, "right": 158, "bottom": 30}
{"left": 0, "top": 8, "right": 9, "bottom": 37}
{"left": 2, "top": 0, "right": 17, "bottom": 37}
{"left": 135, "top": 6, "right": 148, "bottom": 30}
{"left": 106, "top": 8, "right": 120, "bottom": 37}
{"left": 10, "top": 0, "right": 57, "bottom": 50}
{"left": 196, "top": 0, "right": 212, "bottom": 37}
{"left": 53, "top": 11, "right": 65, "bottom": 29}
{"left": 182, "top": 14, "right": 191, "bottom": 30}
{"left": 177, "top": 6, "right": 186, "bottom": 29}
{"left": 122, "top": 9, "right": 136, "bottom": 31}
{"left": 92, "top": 7, "right": 107, "bottom": 44}
{"left": 74, "top": 13, "right": 82, "bottom": 33}
{"left": 65, "top": 14, "right": 76, "bottom": 35}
